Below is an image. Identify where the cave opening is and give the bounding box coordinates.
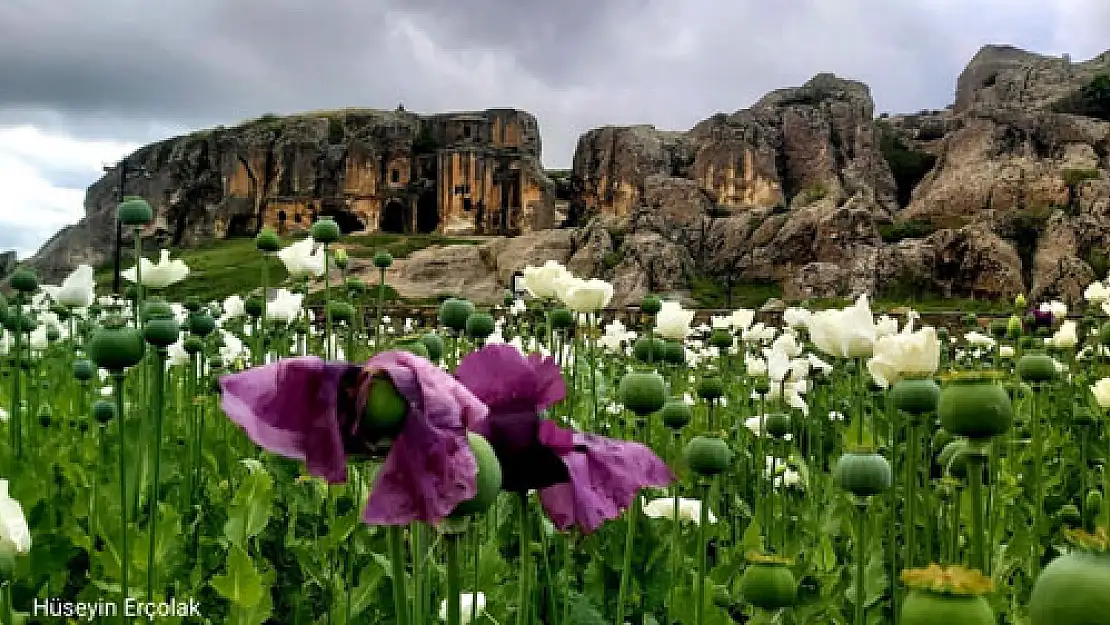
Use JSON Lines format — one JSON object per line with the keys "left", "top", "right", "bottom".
{"left": 321, "top": 209, "right": 365, "bottom": 234}
{"left": 380, "top": 200, "right": 407, "bottom": 234}
{"left": 416, "top": 193, "right": 439, "bottom": 233}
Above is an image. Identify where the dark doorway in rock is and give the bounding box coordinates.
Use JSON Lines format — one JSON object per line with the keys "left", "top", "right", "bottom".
{"left": 416, "top": 193, "right": 439, "bottom": 233}
{"left": 322, "top": 209, "right": 365, "bottom": 234}
{"left": 380, "top": 200, "right": 406, "bottom": 234}
{"left": 228, "top": 214, "right": 252, "bottom": 237}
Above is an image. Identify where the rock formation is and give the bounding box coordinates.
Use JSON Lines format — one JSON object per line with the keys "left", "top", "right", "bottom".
{"left": 26, "top": 44, "right": 1110, "bottom": 307}
{"left": 29, "top": 108, "right": 555, "bottom": 281}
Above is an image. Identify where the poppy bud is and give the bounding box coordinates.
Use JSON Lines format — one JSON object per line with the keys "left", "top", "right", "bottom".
{"left": 709, "top": 329, "right": 732, "bottom": 349}
{"left": 438, "top": 298, "right": 474, "bottom": 332}
{"left": 989, "top": 319, "right": 1008, "bottom": 338}
{"left": 73, "top": 359, "right": 94, "bottom": 382}
{"left": 696, "top": 376, "right": 725, "bottom": 401}
{"left": 641, "top": 295, "right": 662, "bottom": 316}
{"left": 633, "top": 337, "right": 666, "bottom": 363}
{"left": 1015, "top": 293, "right": 1027, "bottom": 309}
{"left": 91, "top": 399, "right": 116, "bottom": 425}
{"left": 373, "top": 251, "right": 394, "bottom": 269}
{"left": 420, "top": 333, "right": 445, "bottom": 362}
{"left": 117, "top": 197, "right": 154, "bottom": 226}
{"left": 327, "top": 302, "right": 355, "bottom": 324}
{"left": 183, "top": 337, "right": 204, "bottom": 355}
{"left": 684, "top": 436, "right": 732, "bottom": 476}
{"left": 310, "top": 218, "right": 341, "bottom": 243}
{"left": 548, "top": 308, "right": 575, "bottom": 330}
{"left": 141, "top": 299, "right": 174, "bottom": 322}
{"left": 188, "top": 312, "right": 216, "bottom": 337}
{"left": 244, "top": 296, "right": 264, "bottom": 318}
{"left": 449, "top": 432, "right": 502, "bottom": 518}
{"left": 1017, "top": 352, "right": 1056, "bottom": 383}
{"left": 87, "top": 317, "right": 145, "bottom": 371}
{"left": 466, "top": 313, "right": 496, "bottom": 339}
{"left": 741, "top": 557, "right": 797, "bottom": 610}
{"left": 143, "top": 317, "right": 180, "bottom": 348}
{"left": 8, "top": 268, "right": 37, "bottom": 294}
{"left": 1007, "top": 315, "right": 1023, "bottom": 338}
{"left": 751, "top": 378, "right": 771, "bottom": 395}
{"left": 255, "top": 228, "right": 281, "bottom": 252}
{"left": 363, "top": 374, "right": 408, "bottom": 438}
{"left": 1087, "top": 490, "right": 1103, "bottom": 517}
{"left": 662, "top": 340, "right": 685, "bottom": 365}
{"left": 661, "top": 400, "right": 692, "bottom": 430}
{"left": 833, "top": 451, "right": 891, "bottom": 497}
{"left": 333, "top": 248, "right": 349, "bottom": 270}
{"left": 346, "top": 277, "right": 367, "bottom": 295}
{"left": 620, "top": 371, "right": 666, "bottom": 416}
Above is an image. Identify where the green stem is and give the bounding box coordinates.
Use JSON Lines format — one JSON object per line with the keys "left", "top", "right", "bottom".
{"left": 695, "top": 480, "right": 712, "bottom": 625}
{"left": 10, "top": 295, "right": 22, "bottom": 464}
{"left": 855, "top": 500, "right": 868, "bottom": 625}
{"left": 446, "top": 533, "right": 462, "bottom": 625}
{"left": 376, "top": 268, "right": 386, "bottom": 352}
{"left": 147, "top": 347, "right": 166, "bottom": 601}
{"left": 1031, "top": 388, "right": 1043, "bottom": 575}
{"left": 952, "top": 486, "right": 963, "bottom": 565}
{"left": 968, "top": 447, "right": 987, "bottom": 572}
{"left": 114, "top": 372, "right": 129, "bottom": 624}
{"left": 387, "top": 526, "right": 411, "bottom": 625}
{"left": 323, "top": 245, "right": 332, "bottom": 360}
{"left": 614, "top": 496, "right": 639, "bottom": 625}
{"left": 517, "top": 494, "right": 531, "bottom": 625}
{"left": 906, "top": 418, "right": 918, "bottom": 568}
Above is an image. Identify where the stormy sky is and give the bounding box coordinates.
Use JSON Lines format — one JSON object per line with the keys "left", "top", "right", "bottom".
{"left": 0, "top": 0, "right": 1107, "bottom": 258}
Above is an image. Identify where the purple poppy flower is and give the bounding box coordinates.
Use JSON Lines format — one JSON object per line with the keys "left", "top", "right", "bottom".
{"left": 456, "top": 344, "right": 675, "bottom": 533}
{"left": 1029, "top": 308, "right": 1054, "bottom": 328}
{"left": 219, "top": 351, "right": 488, "bottom": 526}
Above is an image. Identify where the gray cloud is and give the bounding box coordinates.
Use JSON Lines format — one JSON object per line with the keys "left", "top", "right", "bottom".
{"left": 0, "top": 0, "right": 1107, "bottom": 169}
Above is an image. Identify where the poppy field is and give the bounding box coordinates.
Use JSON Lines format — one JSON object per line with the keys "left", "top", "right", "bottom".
{"left": 3, "top": 211, "right": 1110, "bottom": 624}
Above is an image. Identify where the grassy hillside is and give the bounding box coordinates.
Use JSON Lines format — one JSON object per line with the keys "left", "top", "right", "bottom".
{"left": 94, "top": 233, "right": 479, "bottom": 304}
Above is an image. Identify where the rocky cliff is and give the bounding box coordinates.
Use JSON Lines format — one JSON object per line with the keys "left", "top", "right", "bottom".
{"left": 29, "top": 108, "right": 555, "bottom": 281}
{"left": 561, "top": 45, "right": 1110, "bottom": 305}
{"left": 27, "top": 45, "right": 1110, "bottom": 307}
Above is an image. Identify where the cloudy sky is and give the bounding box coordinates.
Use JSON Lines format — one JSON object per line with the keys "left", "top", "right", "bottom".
{"left": 0, "top": 0, "right": 1107, "bottom": 258}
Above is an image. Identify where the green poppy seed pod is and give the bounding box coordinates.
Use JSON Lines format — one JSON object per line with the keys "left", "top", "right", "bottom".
{"left": 184, "top": 298, "right": 202, "bottom": 312}
{"left": 188, "top": 312, "right": 216, "bottom": 337}
{"left": 1017, "top": 352, "right": 1056, "bottom": 383}
{"left": 310, "top": 218, "right": 341, "bottom": 243}
{"left": 963, "top": 313, "right": 978, "bottom": 328}
{"left": 833, "top": 451, "right": 892, "bottom": 497}
{"left": 72, "top": 359, "right": 95, "bottom": 382}
{"left": 140, "top": 298, "right": 174, "bottom": 322}
{"left": 740, "top": 562, "right": 797, "bottom": 610}
{"left": 363, "top": 374, "right": 408, "bottom": 438}
{"left": 52, "top": 305, "right": 70, "bottom": 321}
{"left": 327, "top": 301, "right": 355, "bottom": 324}
{"left": 684, "top": 436, "right": 733, "bottom": 476}
{"left": 1015, "top": 293, "right": 1027, "bottom": 309}
{"left": 938, "top": 376, "right": 1012, "bottom": 440}
{"left": 420, "top": 333, "right": 445, "bottom": 362}
{"left": 244, "top": 296, "right": 264, "bottom": 318}
{"left": 641, "top": 295, "right": 662, "bottom": 316}
{"left": 143, "top": 316, "right": 180, "bottom": 347}
{"left": 891, "top": 378, "right": 941, "bottom": 415}
{"left": 87, "top": 318, "right": 145, "bottom": 371}
{"left": 901, "top": 590, "right": 994, "bottom": 625}
{"left": 548, "top": 308, "right": 575, "bottom": 330}
{"left": 619, "top": 371, "right": 667, "bottom": 416}
{"left": 4, "top": 311, "right": 38, "bottom": 334}
{"left": 346, "top": 278, "right": 367, "bottom": 297}
{"left": 394, "top": 339, "right": 430, "bottom": 359}
{"left": 936, "top": 327, "right": 949, "bottom": 342}
{"left": 91, "top": 399, "right": 116, "bottom": 425}
{"left": 8, "top": 268, "right": 37, "bottom": 294}
{"left": 1007, "top": 315, "right": 1023, "bottom": 338}
{"left": 752, "top": 377, "right": 771, "bottom": 395}
{"left": 45, "top": 326, "right": 60, "bottom": 342}
{"left": 662, "top": 340, "right": 685, "bottom": 365}
{"left": 1029, "top": 550, "right": 1110, "bottom": 625}
{"left": 989, "top": 319, "right": 1008, "bottom": 338}
{"left": 333, "top": 248, "right": 349, "bottom": 270}
{"left": 503, "top": 292, "right": 514, "bottom": 307}
{"left": 632, "top": 337, "right": 667, "bottom": 363}
{"left": 931, "top": 428, "right": 954, "bottom": 454}
{"left": 438, "top": 298, "right": 474, "bottom": 332}
{"left": 117, "top": 197, "right": 154, "bottom": 226}
{"left": 449, "top": 432, "right": 502, "bottom": 518}
{"left": 764, "top": 413, "right": 791, "bottom": 439}
{"left": 696, "top": 375, "right": 725, "bottom": 401}
{"left": 660, "top": 400, "right": 692, "bottom": 430}
{"left": 709, "top": 328, "right": 733, "bottom": 349}
{"left": 183, "top": 337, "right": 203, "bottom": 355}
{"left": 465, "top": 312, "right": 497, "bottom": 339}
{"left": 255, "top": 227, "right": 281, "bottom": 252}
{"left": 373, "top": 251, "right": 394, "bottom": 269}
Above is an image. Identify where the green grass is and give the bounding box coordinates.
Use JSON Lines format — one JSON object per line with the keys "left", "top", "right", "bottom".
{"left": 95, "top": 234, "right": 478, "bottom": 304}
